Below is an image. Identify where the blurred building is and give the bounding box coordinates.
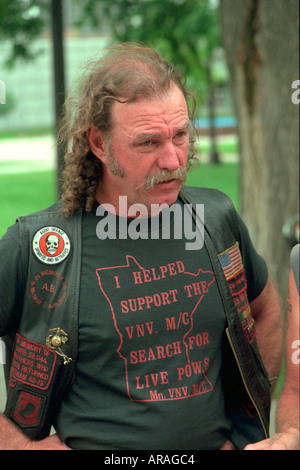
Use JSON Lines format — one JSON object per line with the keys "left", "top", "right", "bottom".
{"left": 0, "top": 37, "right": 109, "bottom": 133}
{"left": 0, "top": 1, "right": 234, "bottom": 135}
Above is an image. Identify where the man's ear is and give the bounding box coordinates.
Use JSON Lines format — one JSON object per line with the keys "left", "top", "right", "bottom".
{"left": 87, "top": 125, "right": 107, "bottom": 162}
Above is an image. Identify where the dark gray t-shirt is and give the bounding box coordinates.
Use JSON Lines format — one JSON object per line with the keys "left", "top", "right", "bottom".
{"left": 55, "top": 203, "right": 267, "bottom": 450}
{"left": 0, "top": 201, "right": 268, "bottom": 450}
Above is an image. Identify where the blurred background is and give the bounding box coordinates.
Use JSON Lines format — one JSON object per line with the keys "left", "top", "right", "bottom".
{"left": 0, "top": 0, "right": 239, "bottom": 232}
{"left": 0, "top": 0, "right": 299, "bottom": 429}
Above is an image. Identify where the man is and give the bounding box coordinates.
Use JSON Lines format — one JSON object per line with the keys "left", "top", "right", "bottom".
{"left": 0, "top": 43, "right": 282, "bottom": 450}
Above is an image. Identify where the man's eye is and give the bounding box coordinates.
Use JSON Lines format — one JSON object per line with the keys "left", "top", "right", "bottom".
{"left": 175, "top": 132, "right": 185, "bottom": 139}
{"left": 141, "top": 141, "right": 152, "bottom": 146}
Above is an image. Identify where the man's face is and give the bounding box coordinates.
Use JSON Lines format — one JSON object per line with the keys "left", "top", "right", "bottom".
{"left": 93, "top": 83, "right": 190, "bottom": 215}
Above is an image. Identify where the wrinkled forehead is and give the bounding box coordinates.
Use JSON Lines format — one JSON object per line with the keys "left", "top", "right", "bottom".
{"left": 110, "top": 83, "right": 188, "bottom": 124}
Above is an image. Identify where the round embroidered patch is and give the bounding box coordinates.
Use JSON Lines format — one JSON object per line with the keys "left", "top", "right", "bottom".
{"left": 32, "top": 226, "right": 71, "bottom": 265}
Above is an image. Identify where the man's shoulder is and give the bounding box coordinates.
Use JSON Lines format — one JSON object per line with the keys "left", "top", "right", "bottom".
{"left": 18, "top": 200, "right": 65, "bottom": 220}
{"left": 1, "top": 202, "right": 65, "bottom": 244}
{"left": 180, "top": 185, "right": 235, "bottom": 208}
{"left": 16, "top": 200, "right": 83, "bottom": 241}
{"left": 180, "top": 185, "right": 239, "bottom": 251}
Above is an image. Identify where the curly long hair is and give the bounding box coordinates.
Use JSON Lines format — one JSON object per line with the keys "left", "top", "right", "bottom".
{"left": 58, "top": 43, "right": 197, "bottom": 217}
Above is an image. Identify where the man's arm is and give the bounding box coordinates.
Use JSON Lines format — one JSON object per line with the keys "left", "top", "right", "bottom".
{"left": 274, "top": 269, "right": 300, "bottom": 446}
{"left": 249, "top": 276, "right": 283, "bottom": 392}
{"left": 245, "top": 269, "right": 299, "bottom": 450}
{"left": 0, "top": 414, "right": 69, "bottom": 450}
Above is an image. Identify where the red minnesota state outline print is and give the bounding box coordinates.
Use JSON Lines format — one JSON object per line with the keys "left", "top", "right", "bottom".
{"left": 96, "top": 255, "right": 215, "bottom": 402}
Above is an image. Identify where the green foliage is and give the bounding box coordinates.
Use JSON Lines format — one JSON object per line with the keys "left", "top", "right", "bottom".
{"left": 0, "top": 0, "right": 46, "bottom": 66}
{"left": 0, "top": 0, "right": 223, "bottom": 108}
{"left": 76, "top": 0, "right": 221, "bottom": 102}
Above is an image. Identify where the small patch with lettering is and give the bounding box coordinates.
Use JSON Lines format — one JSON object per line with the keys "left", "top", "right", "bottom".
{"left": 219, "top": 242, "right": 256, "bottom": 344}
{"left": 30, "top": 269, "right": 68, "bottom": 309}
{"left": 9, "top": 334, "right": 57, "bottom": 390}
{"left": 32, "top": 226, "right": 71, "bottom": 265}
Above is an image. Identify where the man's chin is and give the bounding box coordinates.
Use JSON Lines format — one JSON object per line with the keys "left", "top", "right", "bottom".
{"left": 149, "top": 183, "right": 182, "bottom": 209}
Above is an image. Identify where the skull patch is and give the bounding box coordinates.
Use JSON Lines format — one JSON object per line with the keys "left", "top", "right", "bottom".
{"left": 45, "top": 234, "right": 60, "bottom": 255}
{"left": 32, "top": 226, "right": 71, "bottom": 265}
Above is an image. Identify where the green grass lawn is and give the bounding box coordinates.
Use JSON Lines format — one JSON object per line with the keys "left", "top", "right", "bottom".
{"left": 186, "top": 161, "right": 239, "bottom": 208}
{"left": 0, "top": 171, "right": 57, "bottom": 237}
{"left": 0, "top": 162, "right": 239, "bottom": 238}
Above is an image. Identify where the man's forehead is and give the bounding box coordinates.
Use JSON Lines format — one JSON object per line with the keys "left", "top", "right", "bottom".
{"left": 135, "top": 121, "right": 190, "bottom": 139}
{"left": 110, "top": 86, "right": 189, "bottom": 127}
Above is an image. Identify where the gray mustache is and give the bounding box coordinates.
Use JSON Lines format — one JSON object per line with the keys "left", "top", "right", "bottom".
{"left": 137, "top": 167, "right": 187, "bottom": 192}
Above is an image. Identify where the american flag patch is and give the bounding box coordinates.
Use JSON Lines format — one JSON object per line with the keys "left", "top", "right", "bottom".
{"left": 218, "top": 242, "right": 243, "bottom": 280}
{"left": 218, "top": 242, "right": 256, "bottom": 344}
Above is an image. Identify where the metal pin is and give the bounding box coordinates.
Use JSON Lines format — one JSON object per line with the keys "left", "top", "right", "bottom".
{"left": 46, "top": 327, "right": 72, "bottom": 365}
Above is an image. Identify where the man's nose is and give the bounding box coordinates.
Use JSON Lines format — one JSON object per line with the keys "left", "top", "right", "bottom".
{"left": 157, "top": 141, "right": 180, "bottom": 171}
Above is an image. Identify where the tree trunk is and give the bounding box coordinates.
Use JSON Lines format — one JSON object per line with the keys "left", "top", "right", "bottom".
{"left": 219, "top": 0, "right": 299, "bottom": 302}
{"left": 207, "top": 64, "right": 220, "bottom": 164}
{"left": 51, "top": 0, "right": 66, "bottom": 199}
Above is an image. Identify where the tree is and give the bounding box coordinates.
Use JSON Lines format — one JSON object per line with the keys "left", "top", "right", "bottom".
{"left": 219, "top": 0, "right": 299, "bottom": 300}
{"left": 0, "top": 0, "right": 66, "bottom": 197}
{"left": 77, "top": 0, "right": 222, "bottom": 163}
{"left": 0, "top": 0, "right": 46, "bottom": 66}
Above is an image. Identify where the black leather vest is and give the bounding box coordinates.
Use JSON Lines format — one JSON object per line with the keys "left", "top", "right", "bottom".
{"left": 3, "top": 201, "right": 82, "bottom": 439}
